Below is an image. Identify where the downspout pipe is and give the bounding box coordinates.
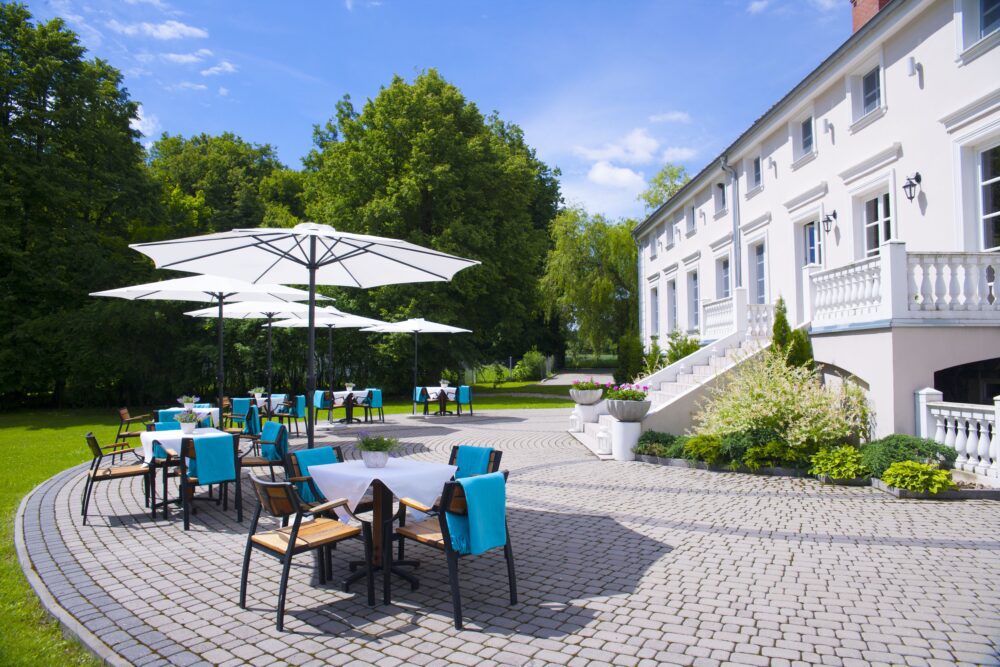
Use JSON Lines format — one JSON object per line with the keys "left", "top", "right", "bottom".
{"left": 720, "top": 156, "right": 742, "bottom": 288}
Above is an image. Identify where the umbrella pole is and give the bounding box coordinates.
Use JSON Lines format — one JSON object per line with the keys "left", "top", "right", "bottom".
{"left": 266, "top": 317, "right": 273, "bottom": 400}
{"left": 217, "top": 297, "right": 225, "bottom": 412}
{"left": 413, "top": 332, "right": 419, "bottom": 391}
{"left": 328, "top": 326, "right": 334, "bottom": 395}
{"left": 306, "top": 237, "right": 317, "bottom": 448}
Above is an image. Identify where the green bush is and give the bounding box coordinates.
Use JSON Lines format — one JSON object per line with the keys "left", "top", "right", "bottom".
{"left": 860, "top": 435, "right": 958, "bottom": 478}
{"left": 638, "top": 430, "right": 675, "bottom": 447}
{"left": 614, "top": 333, "right": 644, "bottom": 384}
{"left": 881, "top": 461, "right": 956, "bottom": 493}
{"left": 682, "top": 434, "right": 723, "bottom": 465}
{"left": 512, "top": 348, "right": 546, "bottom": 381}
{"left": 643, "top": 336, "right": 665, "bottom": 377}
{"left": 635, "top": 431, "right": 686, "bottom": 458}
{"left": 665, "top": 330, "right": 701, "bottom": 364}
{"left": 810, "top": 446, "right": 866, "bottom": 479}
{"left": 720, "top": 427, "right": 780, "bottom": 464}
{"left": 742, "top": 441, "right": 807, "bottom": 470}
{"left": 786, "top": 328, "right": 814, "bottom": 368}
{"left": 440, "top": 368, "right": 459, "bottom": 384}
{"left": 771, "top": 297, "right": 792, "bottom": 350}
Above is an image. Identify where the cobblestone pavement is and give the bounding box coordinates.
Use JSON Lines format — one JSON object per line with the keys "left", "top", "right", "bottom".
{"left": 18, "top": 409, "right": 1000, "bottom": 666}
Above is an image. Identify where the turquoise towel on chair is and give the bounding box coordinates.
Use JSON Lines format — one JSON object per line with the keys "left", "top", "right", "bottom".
{"left": 151, "top": 438, "right": 173, "bottom": 459}
{"left": 153, "top": 421, "right": 181, "bottom": 431}
{"left": 243, "top": 405, "right": 261, "bottom": 436}
{"left": 313, "top": 390, "right": 328, "bottom": 409}
{"left": 445, "top": 472, "right": 507, "bottom": 556}
{"left": 293, "top": 446, "right": 339, "bottom": 504}
{"left": 259, "top": 422, "right": 288, "bottom": 462}
{"left": 413, "top": 387, "right": 426, "bottom": 402}
{"left": 294, "top": 395, "right": 306, "bottom": 417}
{"left": 455, "top": 445, "right": 493, "bottom": 479}
{"left": 457, "top": 385, "right": 471, "bottom": 405}
{"left": 232, "top": 397, "right": 251, "bottom": 416}
{"left": 187, "top": 434, "right": 236, "bottom": 486}
{"left": 368, "top": 389, "right": 383, "bottom": 409}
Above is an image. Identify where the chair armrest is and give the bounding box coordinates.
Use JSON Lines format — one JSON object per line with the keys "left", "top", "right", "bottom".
{"left": 101, "top": 442, "right": 131, "bottom": 451}
{"left": 286, "top": 476, "right": 311, "bottom": 483}
{"left": 163, "top": 447, "right": 178, "bottom": 458}
{"left": 399, "top": 497, "right": 434, "bottom": 513}
{"left": 305, "top": 498, "right": 348, "bottom": 516}
{"left": 124, "top": 414, "right": 152, "bottom": 423}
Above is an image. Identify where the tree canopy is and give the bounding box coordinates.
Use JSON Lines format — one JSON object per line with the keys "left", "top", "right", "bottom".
{"left": 638, "top": 163, "right": 690, "bottom": 211}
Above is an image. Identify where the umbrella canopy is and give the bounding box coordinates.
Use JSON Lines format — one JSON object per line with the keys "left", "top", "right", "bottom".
{"left": 91, "top": 276, "right": 315, "bottom": 409}
{"left": 129, "top": 222, "right": 479, "bottom": 447}
{"left": 362, "top": 318, "right": 471, "bottom": 391}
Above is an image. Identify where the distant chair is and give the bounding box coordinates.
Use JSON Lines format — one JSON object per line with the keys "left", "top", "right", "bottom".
{"left": 240, "top": 476, "right": 374, "bottom": 631}
{"left": 412, "top": 387, "right": 430, "bottom": 415}
{"left": 455, "top": 385, "right": 473, "bottom": 416}
{"left": 274, "top": 395, "right": 306, "bottom": 437}
{"left": 312, "top": 390, "right": 329, "bottom": 425}
{"left": 115, "top": 407, "right": 152, "bottom": 460}
{"left": 362, "top": 389, "right": 385, "bottom": 423}
{"left": 177, "top": 434, "right": 243, "bottom": 530}
{"left": 146, "top": 422, "right": 181, "bottom": 519}
{"left": 395, "top": 471, "right": 516, "bottom": 629}
{"left": 80, "top": 432, "right": 148, "bottom": 525}
{"left": 240, "top": 421, "right": 289, "bottom": 481}
{"left": 221, "top": 396, "right": 232, "bottom": 423}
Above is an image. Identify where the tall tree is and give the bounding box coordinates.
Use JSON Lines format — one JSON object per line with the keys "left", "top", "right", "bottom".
{"left": 540, "top": 207, "right": 638, "bottom": 356}
{"left": 302, "top": 70, "right": 561, "bottom": 386}
{"left": 638, "top": 163, "right": 690, "bottom": 211}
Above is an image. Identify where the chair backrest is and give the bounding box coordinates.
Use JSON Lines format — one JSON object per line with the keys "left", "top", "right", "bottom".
{"left": 232, "top": 397, "right": 251, "bottom": 416}
{"left": 249, "top": 476, "right": 302, "bottom": 518}
{"left": 440, "top": 471, "right": 510, "bottom": 515}
{"left": 259, "top": 421, "right": 288, "bottom": 461}
{"left": 118, "top": 408, "right": 130, "bottom": 421}
{"left": 368, "top": 389, "right": 383, "bottom": 408}
{"left": 150, "top": 421, "right": 181, "bottom": 431}
{"left": 448, "top": 445, "right": 502, "bottom": 478}
{"left": 457, "top": 385, "right": 472, "bottom": 404}
{"left": 313, "top": 390, "right": 327, "bottom": 408}
{"left": 286, "top": 446, "right": 343, "bottom": 504}
{"left": 413, "top": 387, "right": 427, "bottom": 402}
{"left": 180, "top": 434, "right": 238, "bottom": 484}
{"left": 85, "top": 432, "right": 103, "bottom": 459}
{"left": 222, "top": 396, "right": 232, "bottom": 410}
{"left": 295, "top": 394, "right": 307, "bottom": 417}
{"left": 438, "top": 470, "right": 510, "bottom": 555}
{"left": 245, "top": 405, "right": 261, "bottom": 436}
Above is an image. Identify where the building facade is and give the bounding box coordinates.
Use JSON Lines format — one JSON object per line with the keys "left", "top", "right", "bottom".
{"left": 632, "top": 0, "right": 1000, "bottom": 439}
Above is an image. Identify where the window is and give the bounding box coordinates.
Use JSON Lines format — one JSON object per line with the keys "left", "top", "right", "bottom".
{"left": 983, "top": 0, "right": 1000, "bottom": 38}
{"left": 667, "top": 280, "right": 677, "bottom": 331}
{"left": 861, "top": 66, "right": 881, "bottom": 116}
{"left": 687, "top": 205, "right": 697, "bottom": 234}
{"left": 650, "top": 287, "right": 660, "bottom": 338}
{"left": 863, "top": 192, "right": 893, "bottom": 257}
{"left": 688, "top": 271, "right": 700, "bottom": 330}
{"left": 753, "top": 243, "right": 766, "bottom": 305}
{"left": 804, "top": 221, "right": 822, "bottom": 265}
{"left": 801, "top": 118, "right": 814, "bottom": 154}
{"left": 717, "top": 257, "right": 731, "bottom": 299}
{"left": 665, "top": 221, "right": 675, "bottom": 248}
{"left": 650, "top": 230, "right": 658, "bottom": 259}
{"left": 752, "top": 156, "right": 762, "bottom": 189}
{"left": 982, "top": 145, "right": 1000, "bottom": 250}
{"left": 714, "top": 183, "right": 727, "bottom": 214}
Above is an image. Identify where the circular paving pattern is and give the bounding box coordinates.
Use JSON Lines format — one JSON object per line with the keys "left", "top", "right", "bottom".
{"left": 17, "top": 409, "right": 1000, "bottom": 666}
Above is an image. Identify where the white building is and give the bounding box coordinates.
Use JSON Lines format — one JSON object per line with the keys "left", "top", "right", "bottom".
{"left": 629, "top": 0, "right": 1000, "bottom": 458}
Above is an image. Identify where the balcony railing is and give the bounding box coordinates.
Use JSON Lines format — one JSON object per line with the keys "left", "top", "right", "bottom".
{"left": 916, "top": 389, "right": 999, "bottom": 479}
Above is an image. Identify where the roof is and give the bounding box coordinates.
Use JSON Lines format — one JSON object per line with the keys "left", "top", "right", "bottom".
{"left": 631, "top": 0, "right": 911, "bottom": 239}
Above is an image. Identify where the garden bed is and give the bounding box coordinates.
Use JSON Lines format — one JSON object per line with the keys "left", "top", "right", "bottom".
{"left": 815, "top": 474, "right": 871, "bottom": 487}
{"left": 871, "top": 478, "right": 1000, "bottom": 500}
{"left": 634, "top": 455, "right": 808, "bottom": 478}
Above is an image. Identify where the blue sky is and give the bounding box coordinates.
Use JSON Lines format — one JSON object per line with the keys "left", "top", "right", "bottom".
{"left": 31, "top": 0, "right": 850, "bottom": 220}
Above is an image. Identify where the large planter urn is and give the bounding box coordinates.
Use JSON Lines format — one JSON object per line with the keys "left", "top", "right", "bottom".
{"left": 606, "top": 399, "right": 651, "bottom": 422}
{"left": 570, "top": 389, "right": 604, "bottom": 405}
{"left": 180, "top": 421, "right": 197, "bottom": 434}
{"left": 361, "top": 450, "right": 389, "bottom": 468}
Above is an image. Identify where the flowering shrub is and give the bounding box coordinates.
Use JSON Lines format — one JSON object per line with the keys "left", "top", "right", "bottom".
{"left": 605, "top": 383, "right": 649, "bottom": 401}
{"left": 174, "top": 410, "right": 203, "bottom": 424}
{"left": 571, "top": 378, "right": 603, "bottom": 391}
{"left": 693, "top": 351, "right": 871, "bottom": 465}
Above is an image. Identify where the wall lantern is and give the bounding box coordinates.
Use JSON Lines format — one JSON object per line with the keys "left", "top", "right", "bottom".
{"left": 903, "top": 172, "right": 922, "bottom": 202}
{"left": 822, "top": 211, "right": 837, "bottom": 233}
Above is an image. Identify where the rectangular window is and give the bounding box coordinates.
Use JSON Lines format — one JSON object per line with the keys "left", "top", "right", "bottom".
{"left": 752, "top": 156, "right": 762, "bottom": 188}
{"left": 982, "top": 145, "right": 1000, "bottom": 250}
{"left": 688, "top": 271, "right": 700, "bottom": 330}
{"left": 804, "top": 222, "right": 822, "bottom": 265}
{"left": 754, "top": 244, "right": 766, "bottom": 304}
{"left": 668, "top": 280, "right": 677, "bottom": 331}
{"left": 650, "top": 287, "right": 659, "bottom": 338}
{"left": 687, "top": 205, "right": 697, "bottom": 233}
{"left": 864, "top": 192, "right": 892, "bottom": 256}
{"left": 666, "top": 222, "right": 675, "bottom": 247}
{"left": 717, "top": 258, "right": 730, "bottom": 298}
{"left": 861, "top": 66, "right": 881, "bottom": 116}
{"left": 718, "top": 184, "right": 727, "bottom": 211}
{"left": 983, "top": 0, "right": 1000, "bottom": 38}
{"left": 650, "top": 231, "right": 658, "bottom": 259}
{"left": 801, "top": 118, "right": 814, "bottom": 154}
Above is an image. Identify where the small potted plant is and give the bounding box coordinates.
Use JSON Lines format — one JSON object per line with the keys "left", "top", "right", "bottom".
{"left": 569, "top": 378, "right": 604, "bottom": 405}
{"left": 177, "top": 395, "right": 199, "bottom": 410}
{"left": 174, "top": 409, "right": 202, "bottom": 434}
{"left": 345, "top": 382, "right": 355, "bottom": 392}
{"left": 250, "top": 386, "right": 265, "bottom": 401}
{"left": 356, "top": 432, "right": 399, "bottom": 468}
{"left": 605, "top": 384, "right": 652, "bottom": 422}
{"left": 439, "top": 378, "right": 450, "bottom": 388}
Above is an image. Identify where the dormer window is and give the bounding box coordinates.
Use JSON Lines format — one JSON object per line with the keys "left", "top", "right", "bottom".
{"left": 801, "top": 118, "right": 814, "bottom": 154}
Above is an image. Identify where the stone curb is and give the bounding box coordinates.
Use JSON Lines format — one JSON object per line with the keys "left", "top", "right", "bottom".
{"left": 15, "top": 465, "right": 131, "bottom": 667}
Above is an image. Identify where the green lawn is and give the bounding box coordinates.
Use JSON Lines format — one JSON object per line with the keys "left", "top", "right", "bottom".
{"left": 0, "top": 396, "right": 570, "bottom": 665}
{"left": 471, "top": 381, "right": 573, "bottom": 397}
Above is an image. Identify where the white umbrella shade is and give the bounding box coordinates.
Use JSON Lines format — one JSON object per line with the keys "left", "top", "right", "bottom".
{"left": 129, "top": 222, "right": 480, "bottom": 447}
{"left": 362, "top": 318, "right": 471, "bottom": 391}
{"left": 91, "top": 276, "right": 317, "bottom": 409}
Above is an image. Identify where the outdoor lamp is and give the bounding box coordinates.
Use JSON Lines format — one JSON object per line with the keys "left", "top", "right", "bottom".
{"left": 822, "top": 211, "right": 837, "bottom": 233}
{"left": 903, "top": 173, "right": 921, "bottom": 202}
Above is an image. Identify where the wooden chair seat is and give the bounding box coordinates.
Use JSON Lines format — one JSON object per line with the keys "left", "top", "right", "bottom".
{"left": 88, "top": 464, "right": 148, "bottom": 480}
{"left": 396, "top": 517, "right": 445, "bottom": 549}
{"left": 241, "top": 456, "right": 273, "bottom": 468}
{"left": 252, "top": 518, "right": 361, "bottom": 554}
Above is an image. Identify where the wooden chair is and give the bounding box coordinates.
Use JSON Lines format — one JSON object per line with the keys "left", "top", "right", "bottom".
{"left": 221, "top": 396, "right": 232, "bottom": 423}
{"left": 115, "top": 408, "right": 151, "bottom": 460}
{"left": 226, "top": 397, "right": 252, "bottom": 431}
{"left": 178, "top": 434, "right": 243, "bottom": 530}
{"left": 455, "top": 385, "right": 473, "bottom": 416}
{"left": 284, "top": 446, "right": 374, "bottom": 515}
{"left": 412, "top": 387, "right": 430, "bottom": 415}
{"left": 240, "top": 476, "right": 374, "bottom": 631}
{"left": 80, "top": 432, "right": 149, "bottom": 525}
{"left": 240, "top": 421, "right": 288, "bottom": 481}
{"left": 361, "top": 389, "right": 385, "bottom": 423}
{"left": 312, "top": 390, "right": 329, "bottom": 425}
{"left": 274, "top": 395, "right": 306, "bottom": 437}
{"left": 145, "top": 422, "right": 183, "bottom": 520}
{"left": 395, "top": 471, "right": 516, "bottom": 629}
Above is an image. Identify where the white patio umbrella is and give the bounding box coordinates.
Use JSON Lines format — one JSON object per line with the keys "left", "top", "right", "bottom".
{"left": 129, "top": 222, "right": 479, "bottom": 447}
{"left": 91, "top": 275, "right": 316, "bottom": 410}
{"left": 362, "top": 318, "right": 471, "bottom": 391}
{"left": 183, "top": 300, "right": 318, "bottom": 399}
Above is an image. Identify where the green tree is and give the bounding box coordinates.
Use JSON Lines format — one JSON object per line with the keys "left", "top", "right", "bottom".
{"left": 540, "top": 207, "right": 638, "bottom": 356}
{"left": 614, "top": 332, "right": 644, "bottom": 385}
{"left": 638, "top": 163, "right": 690, "bottom": 211}
{"left": 302, "top": 70, "right": 560, "bottom": 387}
{"left": 787, "top": 328, "right": 815, "bottom": 368}
{"left": 771, "top": 297, "right": 792, "bottom": 350}
{"left": 665, "top": 330, "right": 701, "bottom": 364}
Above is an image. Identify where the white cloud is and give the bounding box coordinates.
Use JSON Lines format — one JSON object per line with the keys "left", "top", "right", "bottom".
{"left": 166, "top": 81, "right": 208, "bottom": 92}
{"left": 747, "top": 0, "right": 770, "bottom": 13}
{"left": 162, "top": 48, "right": 213, "bottom": 64}
{"left": 131, "top": 105, "right": 160, "bottom": 142}
{"left": 575, "top": 128, "right": 659, "bottom": 165}
{"left": 107, "top": 19, "right": 208, "bottom": 40}
{"left": 201, "top": 60, "right": 237, "bottom": 76}
{"left": 345, "top": 0, "right": 355, "bottom": 8}
{"left": 649, "top": 110, "right": 691, "bottom": 124}
{"left": 218, "top": 87, "right": 229, "bottom": 96}
{"left": 661, "top": 146, "right": 698, "bottom": 162}
{"left": 810, "top": 0, "right": 839, "bottom": 10}
{"left": 587, "top": 161, "right": 646, "bottom": 190}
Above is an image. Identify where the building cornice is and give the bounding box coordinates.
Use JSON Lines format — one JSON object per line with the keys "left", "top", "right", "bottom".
{"left": 838, "top": 143, "right": 903, "bottom": 184}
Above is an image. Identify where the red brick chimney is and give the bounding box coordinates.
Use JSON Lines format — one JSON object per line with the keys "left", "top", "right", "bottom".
{"left": 851, "top": 0, "right": 893, "bottom": 32}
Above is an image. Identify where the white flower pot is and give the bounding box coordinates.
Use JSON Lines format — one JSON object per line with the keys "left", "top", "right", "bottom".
{"left": 361, "top": 450, "right": 389, "bottom": 468}
{"left": 180, "top": 421, "right": 196, "bottom": 434}
{"left": 183, "top": 402, "right": 194, "bottom": 410}
{"left": 345, "top": 384, "right": 355, "bottom": 392}
{"left": 611, "top": 421, "right": 640, "bottom": 461}
{"left": 253, "top": 393, "right": 263, "bottom": 401}
{"left": 606, "top": 399, "right": 651, "bottom": 422}
{"left": 570, "top": 389, "right": 603, "bottom": 405}
{"left": 439, "top": 381, "right": 450, "bottom": 388}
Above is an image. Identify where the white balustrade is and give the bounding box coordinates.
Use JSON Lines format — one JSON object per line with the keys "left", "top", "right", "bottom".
{"left": 810, "top": 256, "right": 883, "bottom": 323}
{"left": 907, "top": 252, "right": 998, "bottom": 312}
{"left": 745, "top": 303, "right": 773, "bottom": 339}
{"left": 701, "top": 296, "right": 735, "bottom": 340}
{"left": 916, "top": 390, "right": 1000, "bottom": 476}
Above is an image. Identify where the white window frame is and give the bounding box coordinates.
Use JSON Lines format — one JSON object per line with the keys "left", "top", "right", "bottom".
{"left": 803, "top": 221, "right": 823, "bottom": 266}
{"left": 791, "top": 108, "right": 817, "bottom": 169}
{"left": 650, "top": 227, "right": 658, "bottom": 259}
{"left": 713, "top": 183, "right": 728, "bottom": 217}
{"left": 667, "top": 279, "right": 678, "bottom": 332}
{"left": 980, "top": 142, "right": 1000, "bottom": 251}
{"left": 847, "top": 51, "right": 887, "bottom": 133}
{"left": 751, "top": 242, "right": 767, "bottom": 305}
{"left": 686, "top": 204, "right": 697, "bottom": 236}
{"left": 650, "top": 285, "right": 660, "bottom": 338}
{"left": 716, "top": 255, "right": 731, "bottom": 299}
{"left": 956, "top": 0, "right": 1000, "bottom": 65}
{"left": 687, "top": 270, "right": 700, "bottom": 332}
{"left": 665, "top": 217, "right": 676, "bottom": 249}
{"left": 861, "top": 190, "right": 893, "bottom": 258}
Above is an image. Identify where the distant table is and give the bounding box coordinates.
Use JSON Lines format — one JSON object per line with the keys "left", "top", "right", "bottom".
{"left": 138, "top": 427, "right": 227, "bottom": 463}
{"left": 415, "top": 386, "right": 457, "bottom": 415}
{"left": 325, "top": 390, "right": 365, "bottom": 424}
{"left": 156, "top": 408, "right": 221, "bottom": 429}
{"left": 252, "top": 395, "right": 287, "bottom": 412}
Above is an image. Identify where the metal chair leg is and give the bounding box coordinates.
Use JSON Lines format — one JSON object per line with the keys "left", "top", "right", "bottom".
{"left": 446, "top": 551, "right": 463, "bottom": 629}
{"left": 276, "top": 553, "right": 294, "bottom": 632}
{"left": 239, "top": 542, "right": 253, "bottom": 608}
{"left": 505, "top": 540, "right": 518, "bottom": 605}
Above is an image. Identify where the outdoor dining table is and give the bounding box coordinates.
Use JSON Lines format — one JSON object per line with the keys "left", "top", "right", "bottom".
{"left": 325, "top": 390, "right": 365, "bottom": 424}
{"left": 156, "top": 407, "right": 221, "bottom": 429}
{"left": 416, "top": 386, "right": 457, "bottom": 415}
{"left": 138, "top": 427, "right": 227, "bottom": 463}
{"left": 309, "top": 458, "right": 457, "bottom": 603}
{"left": 252, "top": 394, "right": 286, "bottom": 412}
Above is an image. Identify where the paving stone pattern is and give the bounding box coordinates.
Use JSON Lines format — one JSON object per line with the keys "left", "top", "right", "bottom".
{"left": 19, "top": 409, "right": 1000, "bottom": 666}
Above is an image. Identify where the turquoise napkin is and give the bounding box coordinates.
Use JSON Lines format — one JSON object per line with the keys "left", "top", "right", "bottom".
{"left": 187, "top": 434, "right": 236, "bottom": 485}
{"left": 455, "top": 445, "right": 493, "bottom": 479}
{"left": 446, "top": 472, "right": 507, "bottom": 555}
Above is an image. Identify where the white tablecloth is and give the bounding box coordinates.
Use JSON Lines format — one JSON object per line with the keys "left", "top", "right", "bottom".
{"left": 156, "top": 408, "right": 221, "bottom": 429}
{"left": 138, "top": 427, "right": 228, "bottom": 463}
{"left": 252, "top": 396, "right": 287, "bottom": 411}
{"left": 415, "top": 386, "right": 457, "bottom": 401}
{"left": 309, "top": 459, "right": 457, "bottom": 520}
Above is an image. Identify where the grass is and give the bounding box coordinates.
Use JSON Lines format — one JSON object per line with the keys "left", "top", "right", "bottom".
{"left": 0, "top": 395, "right": 570, "bottom": 665}
{"left": 471, "top": 382, "right": 573, "bottom": 397}
{"left": 565, "top": 354, "right": 617, "bottom": 369}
